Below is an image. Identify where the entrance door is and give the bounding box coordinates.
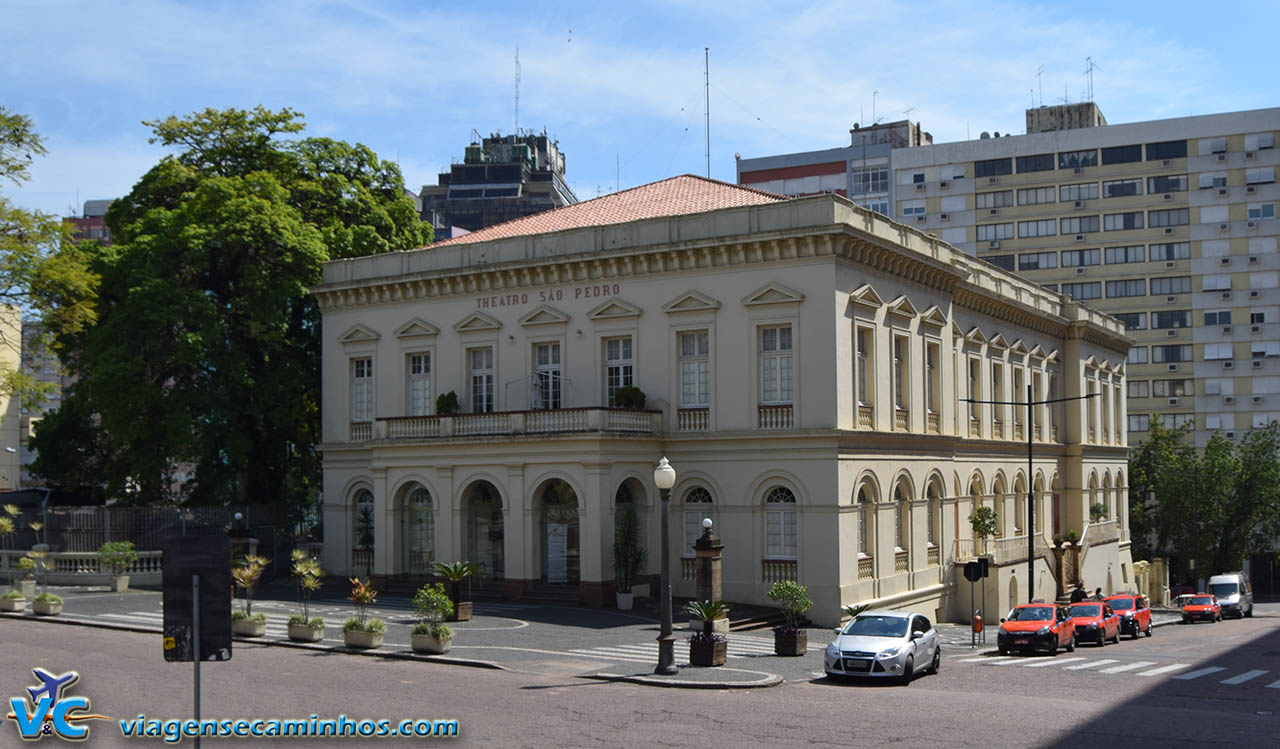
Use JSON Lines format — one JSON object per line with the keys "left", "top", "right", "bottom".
{"left": 402, "top": 486, "right": 433, "bottom": 575}
{"left": 539, "top": 480, "right": 579, "bottom": 583}
{"left": 465, "top": 483, "right": 504, "bottom": 580}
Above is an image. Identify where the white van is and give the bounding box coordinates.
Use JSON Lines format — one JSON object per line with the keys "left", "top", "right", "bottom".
{"left": 1207, "top": 572, "right": 1254, "bottom": 619}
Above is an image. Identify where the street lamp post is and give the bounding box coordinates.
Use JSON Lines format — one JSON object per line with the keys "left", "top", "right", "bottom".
{"left": 653, "top": 456, "right": 678, "bottom": 675}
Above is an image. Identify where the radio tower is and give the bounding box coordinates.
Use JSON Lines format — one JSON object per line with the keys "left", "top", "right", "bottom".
{"left": 514, "top": 48, "right": 521, "bottom": 134}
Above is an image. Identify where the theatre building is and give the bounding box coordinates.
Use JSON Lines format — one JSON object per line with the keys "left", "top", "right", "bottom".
{"left": 313, "top": 175, "right": 1132, "bottom": 627}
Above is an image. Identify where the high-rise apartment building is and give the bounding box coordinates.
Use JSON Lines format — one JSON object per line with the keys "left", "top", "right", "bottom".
{"left": 741, "top": 104, "right": 1280, "bottom": 448}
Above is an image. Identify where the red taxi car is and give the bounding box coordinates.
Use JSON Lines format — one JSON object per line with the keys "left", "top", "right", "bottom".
{"left": 1181, "top": 594, "right": 1221, "bottom": 623}
{"left": 1068, "top": 601, "right": 1120, "bottom": 646}
{"left": 1104, "top": 593, "right": 1152, "bottom": 639}
{"left": 997, "top": 603, "right": 1076, "bottom": 656}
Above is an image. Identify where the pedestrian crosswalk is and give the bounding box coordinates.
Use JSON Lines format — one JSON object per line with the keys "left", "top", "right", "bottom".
{"left": 567, "top": 635, "right": 778, "bottom": 664}
{"left": 956, "top": 654, "right": 1270, "bottom": 687}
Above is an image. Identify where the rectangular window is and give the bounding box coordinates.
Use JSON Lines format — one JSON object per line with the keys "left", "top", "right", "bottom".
{"left": 1153, "top": 379, "right": 1193, "bottom": 397}
{"left": 976, "top": 223, "right": 1014, "bottom": 241}
{"left": 926, "top": 342, "right": 940, "bottom": 415}
{"left": 765, "top": 506, "right": 797, "bottom": 558}
{"left": 1016, "top": 186, "right": 1055, "bottom": 205}
{"left": 1059, "top": 182, "right": 1099, "bottom": 202}
{"left": 1252, "top": 311, "right": 1268, "bottom": 324}
{"left": 1204, "top": 343, "right": 1234, "bottom": 360}
{"left": 1149, "top": 242, "right": 1189, "bottom": 261}
{"left": 990, "top": 362, "right": 1003, "bottom": 426}
{"left": 1129, "top": 414, "right": 1150, "bottom": 432}
{"left": 1106, "top": 279, "right": 1146, "bottom": 298}
{"left": 407, "top": 352, "right": 432, "bottom": 416}
{"left": 851, "top": 166, "right": 889, "bottom": 195}
{"left": 892, "top": 335, "right": 908, "bottom": 411}
{"left": 468, "top": 347, "right": 494, "bottom": 413}
{"left": 985, "top": 254, "right": 1015, "bottom": 271}
{"left": 759, "top": 326, "right": 794, "bottom": 404}
{"left": 1204, "top": 310, "right": 1232, "bottom": 326}
{"left": 967, "top": 358, "right": 980, "bottom": 421}
{"left": 1252, "top": 342, "right": 1280, "bottom": 358}
{"left": 1058, "top": 149, "right": 1098, "bottom": 169}
{"left": 1200, "top": 275, "right": 1230, "bottom": 291}
{"left": 1148, "top": 174, "right": 1188, "bottom": 193}
{"left": 912, "top": 172, "right": 925, "bottom": 184}
{"left": 1018, "top": 251, "right": 1057, "bottom": 270}
{"left": 1018, "top": 219, "right": 1056, "bottom": 238}
{"left": 604, "top": 336, "right": 634, "bottom": 407}
{"left": 1152, "top": 344, "right": 1192, "bottom": 363}
{"left": 974, "top": 157, "right": 1013, "bottom": 178}
{"left": 901, "top": 199, "right": 926, "bottom": 217}
{"left": 1148, "top": 208, "right": 1190, "bottom": 227}
{"left": 1105, "top": 245, "right": 1145, "bottom": 264}
{"left": 1128, "top": 381, "right": 1149, "bottom": 398}
{"left": 1113, "top": 312, "right": 1146, "bottom": 330}
{"left": 1060, "top": 281, "right": 1101, "bottom": 300}
{"left": 1151, "top": 276, "right": 1192, "bottom": 295}
{"left": 1060, "top": 215, "right": 1100, "bottom": 234}
{"left": 1102, "top": 144, "right": 1143, "bottom": 165}
{"left": 679, "top": 331, "right": 710, "bottom": 407}
{"left": 1146, "top": 140, "right": 1187, "bottom": 160}
{"left": 1103, "top": 179, "right": 1143, "bottom": 199}
{"left": 1245, "top": 133, "right": 1275, "bottom": 151}
{"left": 1060, "top": 248, "right": 1101, "bottom": 267}
{"left": 975, "top": 190, "right": 1014, "bottom": 209}
{"left": 1161, "top": 414, "right": 1194, "bottom": 429}
{"left": 1199, "top": 172, "right": 1228, "bottom": 189}
{"left": 1247, "top": 203, "right": 1276, "bottom": 220}
{"left": 1016, "top": 153, "right": 1055, "bottom": 173}
{"left": 1104, "top": 212, "right": 1144, "bottom": 231}
{"left": 533, "top": 342, "right": 562, "bottom": 409}
{"left": 1153, "top": 310, "right": 1191, "bottom": 329}
{"left": 855, "top": 327, "right": 872, "bottom": 405}
{"left": 1127, "top": 347, "right": 1148, "bottom": 365}
{"left": 351, "top": 357, "right": 373, "bottom": 421}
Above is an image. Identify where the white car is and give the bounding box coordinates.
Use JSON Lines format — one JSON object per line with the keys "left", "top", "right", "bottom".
{"left": 824, "top": 610, "right": 941, "bottom": 685}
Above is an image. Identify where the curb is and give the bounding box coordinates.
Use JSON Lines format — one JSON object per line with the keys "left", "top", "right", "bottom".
{"left": 581, "top": 670, "right": 784, "bottom": 689}
{"left": 0, "top": 610, "right": 506, "bottom": 671}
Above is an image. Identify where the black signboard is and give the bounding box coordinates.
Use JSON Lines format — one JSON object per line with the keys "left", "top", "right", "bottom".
{"left": 963, "top": 560, "right": 981, "bottom": 582}
{"left": 162, "top": 535, "right": 232, "bottom": 662}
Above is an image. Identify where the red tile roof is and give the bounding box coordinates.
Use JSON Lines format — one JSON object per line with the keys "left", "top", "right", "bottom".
{"left": 432, "top": 174, "right": 788, "bottom": 247}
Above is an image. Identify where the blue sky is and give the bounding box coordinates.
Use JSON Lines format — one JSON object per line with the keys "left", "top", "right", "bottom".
{"left": 3, "top": 0, "right": 1276, "bottom": 219}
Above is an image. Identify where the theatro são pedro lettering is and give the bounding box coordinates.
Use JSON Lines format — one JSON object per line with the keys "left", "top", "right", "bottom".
{"left": 475, "top": 283, "right": 622, "bottom": 309}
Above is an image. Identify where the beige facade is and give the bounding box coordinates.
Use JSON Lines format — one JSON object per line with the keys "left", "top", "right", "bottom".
{"left": 313, "top": 181, "right": 1132, "bottom": 626}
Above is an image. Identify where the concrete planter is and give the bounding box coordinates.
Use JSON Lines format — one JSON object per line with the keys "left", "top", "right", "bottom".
{"left": 0, "top": 597, "right": 24, "bottom": 612}
{"left": 410, "top": 633, "right": 452, "bottom": 654}
{"left": 287, "top": 623, "right": 325, "bottom": 643}
{"left": 111, "top": 575, "right": 130, "bottom": 593}
{"left": 773, "top": 628, "right": 807, "bottom": 656}
{"left": 15, "top": 580, "right": 35, "bottom": 598}
{"left": 448, "top": 601, "right": 473, "bottom": 622}
{"left": 32, "top": 599, "right": 62, "bottom": 616}
{"left": 232, "top": 618, "right": 266, "bottom": 637}
{"left": 615, "top": 592, "right": 634, "bottom": 611}
{"left": 343, "top": 629, "right": 384, "bottom": 649}
{"left": 689, "top": 637, "right": 727, "bottom": 666}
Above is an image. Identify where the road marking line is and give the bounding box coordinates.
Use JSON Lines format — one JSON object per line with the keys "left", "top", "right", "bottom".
{"left": 988, "top": 657, "right": 1035, "bottom": 666}
{"left": 1137, "top": 664, "right": 1189, "bottom": 677}
{"left": 1064, "top": 659, "right": 1118, "bottom": 670}
{"left": 958, "top": 656, "right": 1011, "bottom": 662}
{"left": 1098, "top": 661, "right": 1157, "bottom": 674}
{"left": 567, "top": 650, "right": 655, "bottom": 663}
{"left": 1173, "top": 667, "right": 1226, "bottom": 680}
{"left": 1023, "top": 657, "right": 1085, "bottom": 668}
{"left": 1221, "top": 669, "right": 1268, "bottom": 685}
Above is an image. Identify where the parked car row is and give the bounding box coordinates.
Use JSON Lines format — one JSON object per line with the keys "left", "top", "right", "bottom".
{"left": 997, "top": 593, "right": 1154, "bottom": 656}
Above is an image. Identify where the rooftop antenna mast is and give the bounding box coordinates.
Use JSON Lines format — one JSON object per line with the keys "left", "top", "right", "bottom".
{"left": 1035, "top": 65, "right": 1045, "bottom": 107}
{"left": 514, "top": 48, "right": 520, "bottom": 135}
{"left": 1084, "top": 57, "right": 1101, "bottom": 102}
{"left": 704, "top": 47, "right": 710, "bottom": 179}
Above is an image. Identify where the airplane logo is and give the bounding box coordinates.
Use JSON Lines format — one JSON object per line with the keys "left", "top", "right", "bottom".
{"left": 27, "top": 669, "right": 78, "bottom": 706}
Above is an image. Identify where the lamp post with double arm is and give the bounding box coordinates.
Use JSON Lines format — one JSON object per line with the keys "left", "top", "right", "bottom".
{"left": 653, "top": 457, "right": 678, "bottom": 675}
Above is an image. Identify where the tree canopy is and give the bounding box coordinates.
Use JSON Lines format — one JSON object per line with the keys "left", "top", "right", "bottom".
{"left": 32, "top": 106, "right": 429, "bottom": 509}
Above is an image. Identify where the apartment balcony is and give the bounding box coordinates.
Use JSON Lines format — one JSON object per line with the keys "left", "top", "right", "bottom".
{"left": 894, "top": 549, "right": 909, "bottom": 572}
{"left": 352, "top": 407, "right": 663, "bottom": 442}
{"left": 857, "top": 404, "right": 874, "bottom": 429}
{"left": 758, "top": 404, "right": 794, "bottom": 430}
{"left": 894, "top": 408, "right": 909, "bottom": 431}
{"left": 678, "top": 407, "right": 709, "bottom": 432}
{"left": 858, "top": 555, "right": 874, "bottom": 579}
{"left": 926, "top": 544, "right": 940, "bottom": 566}
{"left": 762, "top": 558, "right": 798, "bottom": 584}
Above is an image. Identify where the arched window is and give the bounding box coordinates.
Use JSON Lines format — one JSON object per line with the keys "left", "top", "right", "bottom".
{"left": 354, "top": 489, "right": 375, "bottom": 550}
{"left": 764, "top": 487, "right": 797, "bottom": 559}
{"left": 403, "top": 485, "right": 433, "bottom": 574}
{"left": 1013, "top": 477, "right": 1026, "bottom": 535}
{"left": 683, "top": 487, "right": 714, "bottom": 557}
{"left": 857, "top": 487, "right": 873, "bottom": 558}
{"left": 893, "top": 484, "right": 908, "bottom": 551}
{"left": 926, "top": 483, "right": 939, "bottom": 548}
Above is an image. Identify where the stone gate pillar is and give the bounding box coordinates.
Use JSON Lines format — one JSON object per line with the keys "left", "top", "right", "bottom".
{"left": 693, "top": 520, "right": 728, "bottom": 632}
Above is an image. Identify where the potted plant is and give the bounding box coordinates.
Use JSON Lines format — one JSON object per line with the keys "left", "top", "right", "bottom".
{"left": 1052, "top": 534, "right": 1064, "bottom": 548}
{"left": 766, "top": 580, "right": 811, "bottom": 656}
{"left": 32, "top": 592, "right": 62, "bottom": 616}
{"left": 99, "top": 541, "right": 138, "bottom": 592}
{"left": 410, "top": 582, "right": 455, "bottom": 654}
{"left": 231, "top": 554, "right": 269, "bottom": 636}
{"left": 435, "top": 391, "right": 461, "bottom": 416}
{"left": 1066, "top": 530, "right": 1079, "bottom": 546}
{"left": 287, "top": 550, "right": 326, "bottom": 642}
{"left": 25, "top": 550, "right": 51, "bottom": 596}
{"left": 1, "top": 589, "right": 24, "bottom": 612}
{"left": 612, "top": 385, "right": 647, "bottom": 410}
{"left": 431, "top": 561, "right": 482, "bottom": 621}
{"left": 684, "top": 600, "right": 731, "bottom": 666}
{"left": 612, "top": 504, "right": 646, "bottom": 610}
{"left": 28, "top": 521, "right": 47, "bottom": 551}
{"left": 14, "top": 557, "right": 36, "bottom": 598}
{"left": 968, "top": 506, "right": 998, "bottom": 557}
{"left": 343, "top": 577, "right": 385, "bottom": 649}
{"left": 1089, "top": 503, "right": 1107, "bottom": 523}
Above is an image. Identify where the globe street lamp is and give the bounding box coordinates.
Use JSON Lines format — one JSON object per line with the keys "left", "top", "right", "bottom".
{"left": 653, "top": 456, "right": 678, "bottom": 675}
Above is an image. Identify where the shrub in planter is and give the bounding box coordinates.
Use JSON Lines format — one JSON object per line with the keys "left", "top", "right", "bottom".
{"left": 411, "top": 583, "right": 454, "bottom": 654}
{"left": 968, "top": 506, "right": 998, "bottom": 555}
{"left": 1, "top": 589, "right": 24, "bottom": 612}
{"left": 14, "top": 557, "right": 36, "bottom": 598}
{"left": 612, "top": 504, "right": 646, "bottom": 610}
{"left": 766, "top": 580, "right": 811, "bottom": 656}
{"left": 99, "top": 541, "right": 138, "bottom": 592}
{"left": 1089, "top": 503, "right": 1107, "bottom": 523}
{"left": 684, "top": 600, "right": 731, "bottom": 666}
{"left": 32, "top": 592, "right": 62, "bottom": 616}
{"left": 435, "top": 391, "right": 461, "bottom": 416}
{"left": 344, "top": 578, "right": 386, "bottom": 648}
{"left": 288, "top": 550, "right": 325, "bottom": 642}
{"left": 231, "top": 610, "right": 267, "bottom": 636}
{"left": 612, "top": 385, "right": 647, "bottom": 410}
{"left": 431, "top": 561, "right": 482, "bottom": 621}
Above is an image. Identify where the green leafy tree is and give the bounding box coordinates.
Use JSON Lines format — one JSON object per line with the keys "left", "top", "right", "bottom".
{"left": 31, "top": 106, "right": 429, "bottom": 508}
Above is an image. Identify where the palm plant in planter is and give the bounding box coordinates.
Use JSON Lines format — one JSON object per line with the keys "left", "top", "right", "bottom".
{"left": 766, "top": 580, "right": 812, "bottom": 656}
{"left": 230, "top": 555, "right": 269, "bottom": 636}
{"left": 1, "top": 589, "right": 24, "bottom": 612}
{"left": 431, "top": 561, "right": 482, "bottom": 621}
{"left": 287, "top": 550, "right": 326, "bottom": 642}
{"left": 343, "top": 577, "right": 386, "bottom": 649}
{"left": 612, "top": 504, "right": 646, "bottom": 610}
{"left": 32, "top": 592, "right": 62, "bottom": 616}
{"left": 99, "top": 541, "right": 137, "bottom": 592}
{"left": 685, "top": 600, "right": 731, "bottom": 666}
{"left": 410, "top": 583, "right": 455, "bottom": 654}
